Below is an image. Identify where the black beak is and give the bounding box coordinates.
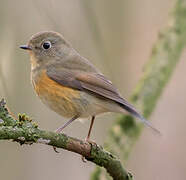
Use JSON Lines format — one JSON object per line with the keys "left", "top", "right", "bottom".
{"left": 20, "top": 45, "right": 32, "bottom": 50}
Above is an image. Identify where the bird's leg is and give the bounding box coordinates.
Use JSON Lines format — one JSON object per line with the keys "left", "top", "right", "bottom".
{"left": 82, "top": 116, "right": 96, "bottom": 162}
{"left": 85, "top": 116, "right": 95, "bottom": 143}
{"left": 53, "top": 116, "right": 78, "bottom": 153}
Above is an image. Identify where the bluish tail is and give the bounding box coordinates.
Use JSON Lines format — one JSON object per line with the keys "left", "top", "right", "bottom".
{"left": 119, "top": 102, "right": 161, "bottom": 135}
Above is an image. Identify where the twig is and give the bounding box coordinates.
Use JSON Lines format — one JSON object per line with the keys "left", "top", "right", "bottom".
{"left": 0, "top": 99, "right": 132, "bottom": 180}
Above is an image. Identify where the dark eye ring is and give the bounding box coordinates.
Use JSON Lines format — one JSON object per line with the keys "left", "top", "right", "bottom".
{"left": 42, "top": 41, "right": 51, "bottom": 50}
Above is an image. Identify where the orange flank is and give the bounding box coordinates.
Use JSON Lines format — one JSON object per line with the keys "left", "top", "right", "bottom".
{"left": 32, "top": 70, "right": 81, "bottom": 117}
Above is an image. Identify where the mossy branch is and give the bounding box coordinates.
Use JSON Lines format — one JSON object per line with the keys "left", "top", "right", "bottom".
{"left": 0, "top": 99, "right": 132, "bottom": 180}
{"left": 91, "top": 0, "right": 186, "bottom": 179}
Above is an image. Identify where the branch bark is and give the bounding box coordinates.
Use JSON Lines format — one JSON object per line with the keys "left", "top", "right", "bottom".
{"left": 91, "top": 0, "right": 186, "bottom": 178}
{"left": 0, "top": 99, "right": 132, "bottom": 180}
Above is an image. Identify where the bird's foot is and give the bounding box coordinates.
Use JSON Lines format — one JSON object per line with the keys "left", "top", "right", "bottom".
{"left": 53, "top": 146, "right": 60, "bottom": 153}
{"left": 81, "top": 138, "right": 97, "bottom": 162}
{"left": 85, "top": 138, "right": 97, "bottom": 145}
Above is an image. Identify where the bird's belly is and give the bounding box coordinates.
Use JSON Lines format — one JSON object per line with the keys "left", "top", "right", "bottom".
{"left": 32, "top": 70, "right": 109, "bottom": 118}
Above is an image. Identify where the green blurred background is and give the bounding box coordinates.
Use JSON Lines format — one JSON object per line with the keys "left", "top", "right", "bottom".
{"left": 0, "top": 0, "right": 186, "bottom": 179}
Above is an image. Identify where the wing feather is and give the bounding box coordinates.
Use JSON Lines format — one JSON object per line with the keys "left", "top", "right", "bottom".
{"left": 47, "top": 66, "right": 128, "bottom": 105}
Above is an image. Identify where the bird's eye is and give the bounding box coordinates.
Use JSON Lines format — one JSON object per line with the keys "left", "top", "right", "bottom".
{"left": 42, "top": 41, "right": 51, "bottom": 50}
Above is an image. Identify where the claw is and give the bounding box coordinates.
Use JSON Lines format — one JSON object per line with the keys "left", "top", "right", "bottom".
{"left": 85, "top": 138, "right": 97, "bottom": 146}
{"left": 81, "top": 155, "right": 87, "bottom": 163}
{"left": 53, "top": 146, "right": 60, "bottom": 153}
{"left": 81, "top": 138, "right": 97, "bottom": 163}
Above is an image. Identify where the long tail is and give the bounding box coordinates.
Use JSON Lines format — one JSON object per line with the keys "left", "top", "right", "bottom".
{"left": 119, "top": 102, "right": 161, "bottom": 135}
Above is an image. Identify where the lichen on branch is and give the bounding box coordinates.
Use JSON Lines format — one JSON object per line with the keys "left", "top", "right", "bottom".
{"left": 0, "top": 99, "right": 132, "bottom": 180}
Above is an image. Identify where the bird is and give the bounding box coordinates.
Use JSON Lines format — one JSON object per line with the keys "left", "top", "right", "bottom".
{"left": 20, "top": 31, "right": 159, "bottom": 152}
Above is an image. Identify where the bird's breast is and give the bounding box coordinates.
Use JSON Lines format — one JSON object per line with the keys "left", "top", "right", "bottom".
{"left": 31, "top": 69, "right": 82, "bottom": 118}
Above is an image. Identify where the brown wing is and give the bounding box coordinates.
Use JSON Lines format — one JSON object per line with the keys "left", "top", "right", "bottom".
{"left": 46, "top": 66, "right": 130, "bottom": 106}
